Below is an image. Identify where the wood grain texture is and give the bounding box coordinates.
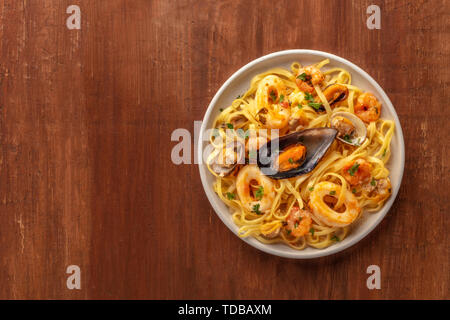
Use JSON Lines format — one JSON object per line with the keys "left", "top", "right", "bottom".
{"left": 0, "top": 0, "right": 448, "bottom": 299}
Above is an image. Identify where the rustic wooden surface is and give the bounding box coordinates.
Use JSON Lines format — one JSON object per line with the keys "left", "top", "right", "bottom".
{"left": 0, "top": 0, "right": 448, "bottom": 300}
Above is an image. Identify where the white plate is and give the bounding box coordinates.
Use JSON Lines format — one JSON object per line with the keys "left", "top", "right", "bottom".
{"left": 198, "top": 50, "right": 405, "bottom": 259}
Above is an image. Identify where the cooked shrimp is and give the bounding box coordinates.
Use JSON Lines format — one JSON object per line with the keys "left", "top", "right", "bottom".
{"left": 341, "top": 159, "right": 372, "bottom": 186}
{"left": 236, "top": 165, "right": 276, "bottom": 213}
{"left": 354, "top": 92, "right": 381, "bottom": 123}
{"left": 295, "top": 66, "right": 324, "bottom": 93}
{"left": 309, "top": 181, "right": 361, "bottom": 227}
{"left": 265, "top": 105, "right": 290, "bottom": 129}
{"left": 284, "top": 207, "right": 312, "bottom": 237}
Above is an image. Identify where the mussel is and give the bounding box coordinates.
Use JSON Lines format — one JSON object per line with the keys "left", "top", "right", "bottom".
{"left": 322, "top": 84, "right": 349, "bottom": 107}
{"left": 313, "top": 84, "right": 349, "bottom": 112}
{"left": 330, "top": 111, "right": 367, "bottom": 146}
{"left": 257, "top": 128, "right": 337, "bottom": 179}
{"left": 209, "top": 141, "right": 245, "bottom": 177}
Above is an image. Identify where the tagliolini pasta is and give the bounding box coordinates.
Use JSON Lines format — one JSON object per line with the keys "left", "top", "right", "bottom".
{"left": 206, "top": 59, "right": 394, "bottom": 250}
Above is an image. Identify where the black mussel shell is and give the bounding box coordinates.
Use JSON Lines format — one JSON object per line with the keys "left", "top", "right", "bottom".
{"left": 257, "top": 128, "right": 337, "bottom": 179}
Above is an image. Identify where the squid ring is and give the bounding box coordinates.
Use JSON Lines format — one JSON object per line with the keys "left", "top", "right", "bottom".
{"left": 309, "top": 181, "right": 361, "bottom": 227}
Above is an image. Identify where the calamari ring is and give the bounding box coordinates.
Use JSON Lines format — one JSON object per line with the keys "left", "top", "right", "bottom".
{"left": 256, "top": 75, "right": 287, "bottom": 109}
{"left": 309, "top": 181, "right": 361, "bottom": 227}
{"left": 236, "top": 165, "right": 276, "bottom": 213}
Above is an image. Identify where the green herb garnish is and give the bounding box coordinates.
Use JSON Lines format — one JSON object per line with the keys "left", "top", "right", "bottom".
{"left": 297, "top": 73, "right": 307, "bottom": 81}
{"left": 382, "top": 149, "right": 387, "bottom": 157}
{"left": 279, "top": 94, "right": 284, "bottom": 103}
{"left": 226, "top": 123, "right": 234, "bottom": 129}
{"left": 288, "top": 158, "right": 294, "bottom": 164}
{"left": 348, "top": 163, "right": 360, "bottom": 176}
{"left": 255, "top": 186, "right": 264, "bottom": 200}
{"left": 269, "top": 91, "right": 277, "bottom": 102}
{"left": 294, "top": 222, "right": 299, "bottom": 229}
{"left": 252, "top": 203, "right": 262, "bottom": 215}
{"left": 343, "top": 134, "right": 352, "bottom": 143}
{"left": 330, "top": 190, "right": 336, "bottom": 195}
{"left": 371, "top": 178, "right": 376, "bottom": 186}
{"left": 286, "top": 229, "right": 292, "bottom": 235}
{"left": 309, "top": 187, "right": 314, "bottom": 192}
{"left": 310, "top": 228, "right": 315, "bottom": 236}
{"left": 297, "top": 103, "right": 302, "bottom": 109}
{"left": 305, "top": 92, "right": 314, "bottom": 102}
{"left": 237, "top": 129, "right": 249, "bottom": 140}
{"left": 308, "top": 102, "right": 323, "bottom": 110}
{"left": 226, "top": 192, "right": 235, "bottom": 200}
{"left": 331, "top": 235, "right": 340, "bottom": 242}
{"left": 352, "top": 188, "right": 357, "bottom": 194}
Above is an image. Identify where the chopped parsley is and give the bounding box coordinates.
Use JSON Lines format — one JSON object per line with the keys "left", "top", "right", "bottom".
{"left": 288, "top": 158, "right": 294, "bottom": 164}
{"left": 252, "top": 204, "right": 262, "bottom": 215}
{"left": 382, "top": 148, "right": 387, "bottom": 157}
{"left": 279, "top": 94, "right": 284, "bottom": 103}
{"left": 286, "top": 229, "right": 292, "bottom": 235}
{"left": 343, "top": 134, "right": 352, "bottom": 143}
{"left": 310, "top": 228, "right": 315, "bottom": 236}
{"left": 305, "top": 92, "right": 314, "bottom": 102}
{"left": 226, "top": 123, "right": 234, "bottom": 129}
{"left": 226, "top": 192, "right": 235, "bottom": 200}
{"left": 331, "top": 235, "right": 340, "bottom": 242}
{"left": 348, "top": 162, "right": 360, "bottom": 176}
{"left": 371, "top": 178, "right": 376, "bottom": 186}
{"left": 352, "top": 188, "right": 357, "bottom": 194}
{"left": 269, "top": 91, "right": 277, "bottom": 102}
{"left": 297, "top": 73, "right": 307, "bottom": 81}
{"left": 297, "top": 103, "right": 302, "bottom": 109}
{"left": 237, "top": 129, "right": 249, "bottom": 140}
{"left": 308, "top": 102, "right": 323, "bottom": 110}
{"left": 294, "top": 222, "right": 299, "bottom": 229}
{"left": 255, "top": 186, "right": 264, "bottom": 200}
{"left": 309, "top": 187, "right": 314, "bottom": 192}
{"left": 330, "top": 190, "right": 336, "bottom": 195}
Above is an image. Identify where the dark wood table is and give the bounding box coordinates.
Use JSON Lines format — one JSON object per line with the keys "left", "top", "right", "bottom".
{"left": 0, "top": 0, "right": 448, "bottom": 299}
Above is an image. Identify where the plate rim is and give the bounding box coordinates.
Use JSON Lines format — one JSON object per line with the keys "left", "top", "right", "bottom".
{"left": 197, "top": 49, "right": 405, "bottom": 259}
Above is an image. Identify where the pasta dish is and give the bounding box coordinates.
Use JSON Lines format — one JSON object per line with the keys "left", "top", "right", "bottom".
{"left": 206, "top": 59, "right": 394, "bottom": 250}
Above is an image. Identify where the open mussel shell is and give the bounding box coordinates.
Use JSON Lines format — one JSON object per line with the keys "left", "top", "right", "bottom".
{"left": 330, "top": 111, "right": 367, "bottom": 146}
{"left": 257, "top": 128, "right": 337, "bottom": 179}
{"left": 323, "top": 84, "right": 349, "bottom": 107}
{"left": 210, "top": 141, "right": 245, "bottom": 177}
